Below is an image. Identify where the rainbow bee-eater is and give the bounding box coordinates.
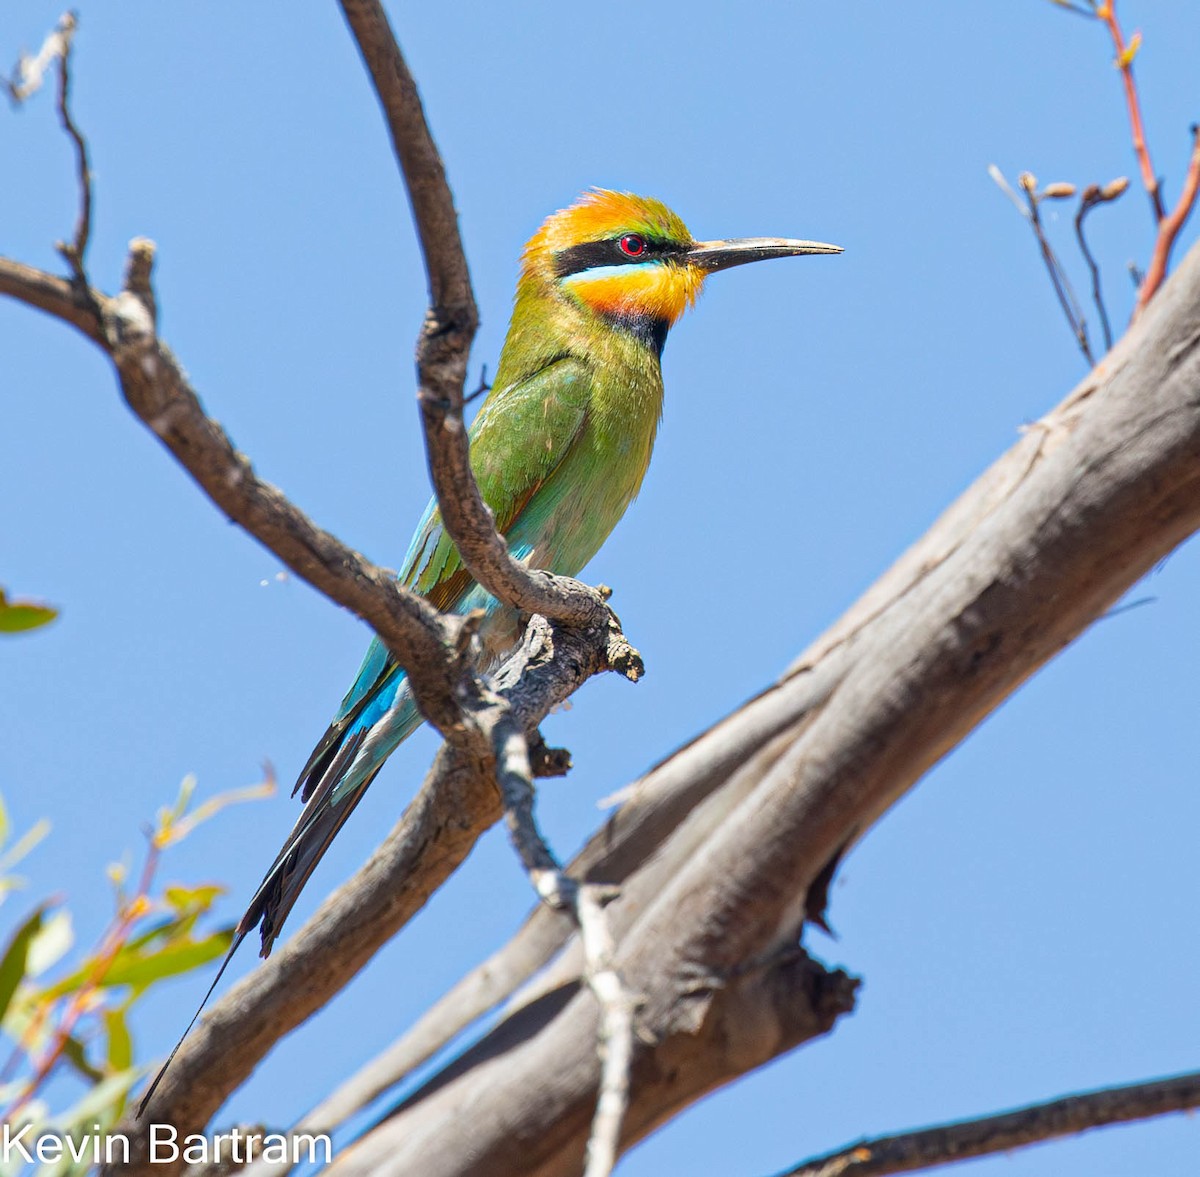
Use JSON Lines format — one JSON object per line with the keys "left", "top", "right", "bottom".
{"left": 141, "top": 191, "right": 838, "bottom": 1110}
{"left": 248, "top": 190, "right": 839, "bottom": 953}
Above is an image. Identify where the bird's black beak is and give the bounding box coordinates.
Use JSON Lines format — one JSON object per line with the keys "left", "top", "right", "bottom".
{"left": 687, "top": 236, "right": 843, "bottom": 273}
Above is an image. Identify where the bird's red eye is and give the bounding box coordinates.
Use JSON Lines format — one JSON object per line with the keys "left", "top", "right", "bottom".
{"left": 619, "top": 234, "right": 647, "bottom": 258}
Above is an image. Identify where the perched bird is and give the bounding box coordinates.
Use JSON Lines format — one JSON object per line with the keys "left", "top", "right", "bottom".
{"left": 140, "top": 190, "right": 838, "bottom": 1111}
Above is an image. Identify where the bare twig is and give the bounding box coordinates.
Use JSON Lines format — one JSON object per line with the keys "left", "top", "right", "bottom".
{"left": 576, "top": 888, "right": 635, "bottom": 1177}
{"left": 463, "top": 362, "right": 491, "bottom": 405}
{"left": 986, "top": 163, "right": 1028, "bottom": 217}
{"left": 50, "top": 13, "right": 92, "bottom": 287}
{"left": 775, "top": 1068, "right": 1200, "bottom": 1177}
{"left": 4, "top": 11, "right": 73, "bottom": 103}
{"left": 1047, "top": 0, "right": 1097, "bottom": 18}
{"left": 1012, "top": 170, "right": 1094, "bottom": 364}
{"left": 7, "top": 12, "right": 96, "bottom": 305}
{"left": 1074, "top": 177, "right": 1129, "bottom": 353}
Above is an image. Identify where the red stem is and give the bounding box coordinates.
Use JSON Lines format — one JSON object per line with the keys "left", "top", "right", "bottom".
{"left": 3, "top": 842, "right": 161, "bottom": 1120}
{"left": 1136, "top": 128, "right": 1200, "bottom": 313}
{"left": 1097, "top": 2, "right": 1164, "bottom": 223}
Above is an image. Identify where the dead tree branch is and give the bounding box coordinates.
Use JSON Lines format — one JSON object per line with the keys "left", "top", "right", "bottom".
{"left": 2, "top": 12, "right": 644, "bottom": 1171}
{"left": 103, "top": 615, "right": 630, "bottom": 1176}
{"left": 490, "top": 712, "right": 636, "bottom": 1177}
{"left": 775, "top": 1068, "right": 1200, "bottom": 1177}
{"left": 1074, "top": 177, "right": 1129, "bottom": 353}
{"left": 310, "top": 238, "right": 1200, "bottom": 1175}
{"left": 338, "top": 0, "right": 612, "bottom": 627}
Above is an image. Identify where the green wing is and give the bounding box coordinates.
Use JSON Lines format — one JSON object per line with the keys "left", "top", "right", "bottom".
{"left": 402, "top": 355, "right": 592, "bottom": 612}
{"left": 305, "top": 356, "right": 592, "bottom": 787}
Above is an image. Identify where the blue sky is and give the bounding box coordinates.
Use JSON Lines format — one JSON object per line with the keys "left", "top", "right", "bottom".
{"left": 3, "top": 2, "right": 1199, "bottom": 1174}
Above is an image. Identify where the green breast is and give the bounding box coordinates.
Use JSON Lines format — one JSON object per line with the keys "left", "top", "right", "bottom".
{"left": 490, "top": 285, "right": 665, "bottom": 578}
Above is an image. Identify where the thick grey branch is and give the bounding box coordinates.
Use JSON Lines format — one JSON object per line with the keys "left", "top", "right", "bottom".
{"left": 311, "top": 240, "right": 1200, "bottom": 1176}
{"left": 277, "top": 664, "right": 833, "bottom": 1144}
{"left": 776, "top": 1069, "right": 1200, "bottom": 1177}
{"left": 327, "top": 949, "right": 857, "bottom": 1177}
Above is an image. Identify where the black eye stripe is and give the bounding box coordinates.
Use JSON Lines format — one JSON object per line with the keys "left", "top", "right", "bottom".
{"left": 553, "top": 237, "right": 684, "bottom": 279}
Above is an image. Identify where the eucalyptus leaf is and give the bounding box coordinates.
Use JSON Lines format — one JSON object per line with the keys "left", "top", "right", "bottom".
{"left": 105, "top": 1008, "right": 132, "bottom": 1071}
{"left": 26, "top": 908, "right": 74, "bottom": 977}
{"left": 0, "top": 588, "right": 58, "bottom": 633}
{"left": 163, "top": 882, "right": 225, "bottom": 915}
{"left": 105, "top": 929, "right": 233, "bottom": 991}
{"left": 61, "top": 1033, "right": 105, "bottom": 1084}
{"left": 0, "top": 903, "right": 48, "bottom": 1023}
{"left": 0, "top": 817, "right": 50, "bottom": 876}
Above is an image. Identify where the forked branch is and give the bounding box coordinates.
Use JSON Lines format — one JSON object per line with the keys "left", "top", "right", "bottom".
{"left": 1, "top": 11, "right": 644, "bottom": 1171}
{"left": 338, "top": 0, "right": 613, "bottom": 627}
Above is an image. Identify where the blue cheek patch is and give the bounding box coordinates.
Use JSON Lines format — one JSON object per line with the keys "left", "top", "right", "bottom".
{"left": 564, "top": 261, "right": 662, "bottom": 286}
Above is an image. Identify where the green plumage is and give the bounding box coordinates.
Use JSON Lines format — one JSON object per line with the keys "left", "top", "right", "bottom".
{"left": 140, "top": 191, "right": 839, "bottom": 1112}
{"left": 238, "top": 194, "right": 685, "bottom": 956}
{"left": 229, "top": 188, "right": 839, "bottom": 953}
{"left": 410, "top": 279, "right": 664, "bottom": 617}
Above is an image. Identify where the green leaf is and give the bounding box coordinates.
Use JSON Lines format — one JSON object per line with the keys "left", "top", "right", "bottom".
{"left": 41, "top": 927, "right": 233, "bottom": 1001}
{"left": 38, "top": 915, "right": 182, "bottom": 999}
{"left": 0, "top": 903, "right": 49, "bottom": 1023}
{"left": 53, "top": 1067, "right": 140, "bottom": 1149}
{"left": 106, "top": 928, "right": 233, "bottom": 991}
{"left": 165, "top": 773, "right": 197, "bottom": 826}
{"left": 163, "top": 776, "right": 275, "bottom": 845}
{"left": 61, "top": 1033, "right": 105, "bottom": 1084}
{"left": 26, "top": 908, "right": 73, "bottom": 977}
{"left": 0, "top": 588, "right": 58, "bottom": 633}
{"left": 105, "top": 1008, "right": 133, "bottom": 1071}
{"left": 0, "top": 817, "right": 50, "bottom": 877}
{"left": 163, "top": 882, "right": 225, "bottom": 916}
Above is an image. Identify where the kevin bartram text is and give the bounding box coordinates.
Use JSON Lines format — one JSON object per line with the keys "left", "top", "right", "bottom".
{"left": 0, "top": 1122, "right": 333, "bottom": 1166}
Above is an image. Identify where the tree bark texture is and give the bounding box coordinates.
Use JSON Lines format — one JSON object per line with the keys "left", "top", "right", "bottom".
{"left": 308, "top": 240, "right": 1200, "bottom": 1176}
